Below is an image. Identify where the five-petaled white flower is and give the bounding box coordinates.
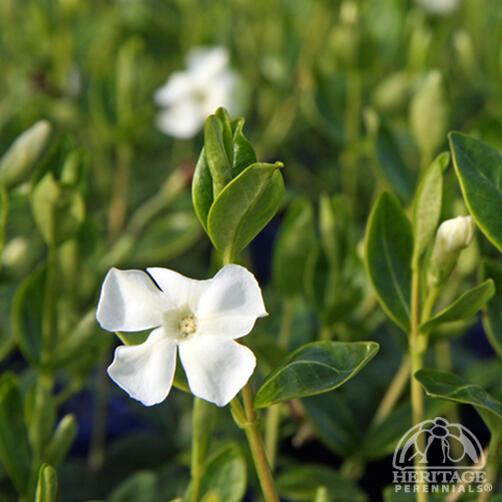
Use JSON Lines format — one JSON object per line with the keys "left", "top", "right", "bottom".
{"left": 96, "top": 265, "right": 266, "bottom": 407}
{"left": 154, "top": 46, "right": 238, "bottom": 139}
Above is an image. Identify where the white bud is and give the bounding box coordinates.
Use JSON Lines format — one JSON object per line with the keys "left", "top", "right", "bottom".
{"left": 429, "top": 216, "right": 475, "bottom": 285}
{"left": 436, "top": 216, "right": 475, "bottom": 253}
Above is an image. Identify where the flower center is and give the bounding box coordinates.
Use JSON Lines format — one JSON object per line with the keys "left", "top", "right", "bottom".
{"left": 178, "top": 314, "right": 197, "bottom": 337}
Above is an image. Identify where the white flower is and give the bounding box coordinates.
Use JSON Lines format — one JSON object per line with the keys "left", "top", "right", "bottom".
{"left": 96, "top": 265, "right": 266, "bottom": 407}
{"left": 154, "top": 46, "right": 238, "bottom": 139}
{"left": 415, "top": 0, "right": 461, "bottom": 15}
{"left": 436, "top": 216, "right": 474, "bottom": 253}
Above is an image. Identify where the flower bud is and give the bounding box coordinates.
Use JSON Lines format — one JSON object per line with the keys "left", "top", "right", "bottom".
{"left": 428, "top": 216, "right": 475, "bottom": 286}
{"left": 0, "top": 121, "right": 51, "bottom": 188}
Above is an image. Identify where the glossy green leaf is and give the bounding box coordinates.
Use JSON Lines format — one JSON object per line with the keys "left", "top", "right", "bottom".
{"left": 35, "top": 464, "right": 57, "bottom": 502}
{"left": 254, "top": 341, "right": 379, "bottom": 408}
{"left": 0, "top": 374, "right": 31, "bottom": 494}
{"left": 273, "top": 197, "right": 315, "bottom": 297}
{"left": 192, "top": 148, "right": 213, "bottom": 231}
{"left": 232, "top": 118, "right": 256, "bottom": 175}
{"left": 420, "top": 279, "right": 495, "bottom": 332}
{"left": 12, "top": 266, "right": 45, "bottom": 365}
{"left": 207, "top": 162, "right": 284, "bottom": 259}
{"left": 415, "top": 369, "right": 502, "bottom": 429}
{"left": 204, "top": 113, "right": 232, "bottom": 196}
{"left": 108, "top": 471, "right": 158, "bottom": 502}
{"left": 199, "top": 444, "right": 246, "bottom": 502}
{"left": 483, "top": 259, "right": 502, "bottom": 358}
{"left": 365, "top": 192, "right": 413, "bottom": 332}
{"left": 412, "top": 152, "right": 448, "bottom": 260}
{"left": 449, "top": 132, "right": 502, "bottom": 251}
{"left": 31, "top": 172, "right": 85, "bottom": 246}
{"left": 277, "top": 465, "right": 366, "bottom": 501}
{"left": 45, "top": 414, "right": 77, "bottom": 467}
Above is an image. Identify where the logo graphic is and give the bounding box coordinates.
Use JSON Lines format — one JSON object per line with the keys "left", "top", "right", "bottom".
{"left": 393, "top": 417, "right": 485, "bottom": 470}
{"left": 392, "top": 417, "right": 491, "bottom": 495}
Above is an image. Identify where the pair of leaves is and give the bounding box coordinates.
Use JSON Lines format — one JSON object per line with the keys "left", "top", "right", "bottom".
{"left": 415, "top": 369, "right": 502, "bottom": 433}
{"left": 192, "top": 109, "right": 284, "bottom": 259}
{"left": 450, "top": 132, "right": 502, "bottom": 252}
{"left": 254, "top": 341, "right": 379, "bottom": 408}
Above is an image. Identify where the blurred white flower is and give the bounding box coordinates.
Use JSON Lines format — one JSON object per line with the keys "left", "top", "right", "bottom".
{"left": 415, "top": 0, "right": 461, "bottom": 15}
{"left": 154, "top": 46, "right": 238, "bottom": 139}
{"left": 436, "top": 215, "right": 474, "bottom": 253}
{"left": 96, "top": 264, "right": 265, "bottom": 406}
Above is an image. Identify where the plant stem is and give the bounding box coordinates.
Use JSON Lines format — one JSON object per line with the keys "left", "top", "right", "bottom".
{"left": 371, "top": 355, "right": 410, "bottom": 427}
{"left": 264, "top": 298, "right": 295, "bottom": 469}
{"left": 191, "top": 398, "right": 213, "bottom": 502}
{"left": 410, "top": 265, "right": 428, "bottom": 502}
{"left": 479, "top": 430, "right": 500, "bottom": 502}
{"left": 241, "top": 384, "right": 279, "bottom": 502}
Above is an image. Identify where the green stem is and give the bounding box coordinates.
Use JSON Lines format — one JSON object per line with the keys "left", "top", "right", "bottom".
{"left": 410, "top": 265, "right": 428, "bottom": 502}
{"left": 222, "top": 250, "right": 278, "bottom": 501}
{"left": 264, "top": 298, "right": 295, "bottom": 469}
{"left": 371, "top": 355, "right": 410, "bottom": 427}
{"left": 241, "top": 384, "right": 279, "bottom": 502}
{"left": 479, "top": 431, "right": 500, "bottom": 502}
{"left": 191, "top": 398, "right": 213, "bottom": 502}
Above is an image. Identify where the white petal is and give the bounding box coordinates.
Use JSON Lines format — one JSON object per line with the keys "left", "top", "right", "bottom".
{"left": 97, "top": 268, "right": 171, "bottom": 332}
{"left": 107, "top": 328, "right": 177, "bottom": 406}
{"left": 154, "top": 71, "right": 194, "bottom": 106}
{"left": 179, "top": 337, "right": 256, "bottom": 406}
{"left": 147, "top": 267, "right": 212, "bottom": 311}
{"left": 156, "top": 100, "right": 204, "bottom": 139}
{"left": 202, "top": 70, "right": 238, "bottom": 117}
{"left": 197, "top": 315, "right": 258, "bottom": 339}
{"left": 197, "top": 265, "right": 267, "bottom": 323}
{"left": 186, "top": 46, "right": 229, "bottom": 82}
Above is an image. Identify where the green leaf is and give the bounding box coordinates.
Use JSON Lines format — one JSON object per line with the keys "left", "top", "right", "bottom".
{"left": 372, "top": 121, "right": 414, "bottom": 201}
{"left": 483, "top": 259, "right": 502, "bottom": 358}
{"left": 232, "top": 118, "right": 256, "bottom": 175}
{"left": 0, "top": 186, "right": 8, "bottom": 260}
{"left": 449, "top": 132, "right": 502, "bottom": 251}
{"left": 108, "top": 471, "right": 158, "bottom": 502}
{"left": 412, "top": 152, "right": 448, "bottom": 260}
{"left": 254, "top": 341, "right": 379, "bottom": 408}
{"left": 365, "top": 192, "right": 413, "bottom": 332}
{"left": 415, "top": 369, "right": 502, "bottom": 430}
{"left": 273, "top": 197, "right": 315, "bottom": 297}
{"left": 204, "top": 113, "right": 233, "bottom": 196}
{"left": 207, "top": 162, "right": 284, "bottom": 259}
{"left": 45, "top": 414, "right": 77, "bottom": 467}
{"left": 192, "top": 148, "right": 214, "bottom": 231}
{"left": 12, "top": 266, "right": 45, "bottom": 365}
{"left": 31, "top": 172, "right": 85, "bottom": 246}
{"left": 199, "top": 444, "right": 246, "bottom": 502}
{"left": 0, "top": 374, "right": 31, "bottom": 494}
{"left": 276, "top": 464, "right": 366, "bottom": 501}
{"left": 420, "top": 279, "right": 495, "bottom": 332}
{"left": 35, "top": 464, "right": 57, "bottom": 502}
{"left": 0, "top": 121, "right": 51, "bottom": 189}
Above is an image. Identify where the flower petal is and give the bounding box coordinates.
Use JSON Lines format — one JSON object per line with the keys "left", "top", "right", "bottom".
{"left": 197, "top": 265, "right": 267, "bottom": 325}
{"left": 97, "top": 268, "right": 171, "bottom": 332}
{"left": 203, "top": 69, "right": 238, "bottom": 117}
{"left": 155, "top": 100, "right": 204, "bottom": 139}
{"left": 107, "top": 328, "right": 177, "bottom": 406}
{"left": 186, "top": 46, "right": 229, "bottom": 82}
{"left": 154, "top": 71, "right": 194, "bottom": 106}
{"left": 179, "top": 336, "right": 256, "bottom": 406}
{"left": 147, "top": 267, "right": 212, "bottom": 311}
{"left": 197, "top": 316, "right": 257, "bottom": 340}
